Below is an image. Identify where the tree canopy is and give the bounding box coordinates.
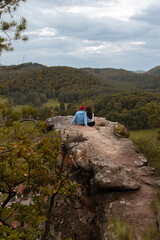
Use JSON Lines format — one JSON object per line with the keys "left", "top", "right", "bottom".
{"left": 0, "top": 115, "right": 82, "bottom": 239}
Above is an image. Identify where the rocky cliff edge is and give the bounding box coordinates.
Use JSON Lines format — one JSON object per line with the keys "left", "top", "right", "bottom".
{"left": 47, "top": 116, "right": 160, "bottom": 240}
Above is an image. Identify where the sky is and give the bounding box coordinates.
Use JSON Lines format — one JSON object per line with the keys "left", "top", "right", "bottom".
{"left": 1, "top": 0, "right": 160, "bottom": 71}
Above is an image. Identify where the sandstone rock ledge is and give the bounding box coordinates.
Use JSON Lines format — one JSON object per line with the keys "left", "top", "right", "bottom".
{"left": 47, "top": 116, "right": 160, "bottom": 240}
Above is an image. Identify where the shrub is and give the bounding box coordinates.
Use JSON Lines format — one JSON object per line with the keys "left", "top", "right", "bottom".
{"left": 114, "top": 123, "right": 129, "bottom": 138}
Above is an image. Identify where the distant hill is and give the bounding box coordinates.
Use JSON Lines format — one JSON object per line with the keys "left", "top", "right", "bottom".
{"left": 82, "top": 67, "right": 137, "bottom": 82}
{"left": 0, "top": 63, "right": 160, "bottom": 107}
{"left": 0, "top": 66, "right": 114, "bottom": 106}
{"left": 0, "top": 62, "right": 46, "bottom": 71}
{"left": 0, "top": 62, "right": 47, "bottom": 84}
{"left": 82, "top": 67, "right": 160, "bottom": 91}
{"left": 134, "top": 70, "right": 145, "bottom": 74}
{"left": 146, "top": 66, "right": 160, "bottom": 75}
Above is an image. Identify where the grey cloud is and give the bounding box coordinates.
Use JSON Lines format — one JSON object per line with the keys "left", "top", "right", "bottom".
{"left": 44, "top": 12, "right": 150, "bottom": 42}
{"left": 131, "top": 4, "right": 160, "bottom": 26}
{"left": 2, "top": 0, "right": 160, "bottom": 71}
{"left": 10, "top": 32, "right": 82, "bottom": 57}
{"left": 21, "top": 0, "right": 150, "bottom": 44}
{"left": 4, "top": 38, "right": 158, "bottom": 71}
{"left": 32, "top": 0, "right": 117, "bottom": 7}
{"left": 130, "top": 5, "right": 160, "bottom": 49}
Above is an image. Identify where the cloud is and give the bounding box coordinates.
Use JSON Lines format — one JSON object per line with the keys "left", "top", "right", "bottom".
{"left": 35, "top": 0, "right": 117, "bottom": 7}
{"left": 2, "top": 0, "right": 160, "bottom": 71}
{"left": 131, "top": 4, "right": 160, "bottom": 26}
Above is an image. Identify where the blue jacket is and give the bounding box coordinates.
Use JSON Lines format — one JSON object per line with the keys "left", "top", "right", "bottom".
{"left": 71, "top": 110, "right": 87, "bottom": 126}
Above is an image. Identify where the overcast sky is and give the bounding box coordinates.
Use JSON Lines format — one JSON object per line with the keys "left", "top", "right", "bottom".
{"left": 1, "top": 0, "right": 160, "bottom": 71}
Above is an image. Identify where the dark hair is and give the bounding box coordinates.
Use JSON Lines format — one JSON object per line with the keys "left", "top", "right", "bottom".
{"left": 86, "top": 107, "right": 92, "bottom": 119}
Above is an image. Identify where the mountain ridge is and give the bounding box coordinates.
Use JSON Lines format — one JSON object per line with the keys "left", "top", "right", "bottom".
{"left": 145, "top": 65, "right": 160, "bottom": 75}
{"left": 1, "top": 61, "right": 160, "bottom": 73}
{"left": 0, "top": 62, "right": 160, "bottom": 107}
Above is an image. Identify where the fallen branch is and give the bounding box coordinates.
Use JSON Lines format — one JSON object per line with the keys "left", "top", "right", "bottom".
{"left": 0, "top": 148, "right": 14, "bottom": 154}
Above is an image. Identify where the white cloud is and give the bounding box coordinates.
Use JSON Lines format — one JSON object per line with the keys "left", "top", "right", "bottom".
{"left": 1, "top": 0, "right": 160, "bottom": 71}
{"left": 131, "top": 41, "right": 146, "bottom": 46}
{"left": 39, "top": 28, "right": 56, "bottom": 36}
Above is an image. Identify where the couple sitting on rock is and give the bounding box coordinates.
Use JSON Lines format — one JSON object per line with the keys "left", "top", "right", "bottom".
{"left": 71, "top": 106, "right": 95, "bottom": 127}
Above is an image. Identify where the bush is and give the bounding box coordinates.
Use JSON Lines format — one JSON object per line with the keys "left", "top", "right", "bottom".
{"left": 114, "top": 123, "right": 129, "bottom": 138}
{"left": 133, "top": 138, "right": 160, "bottom": 175}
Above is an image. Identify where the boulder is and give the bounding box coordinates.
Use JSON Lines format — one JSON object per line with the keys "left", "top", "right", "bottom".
{"left": 91, "top": 156, "right": 139, "bottom": 190}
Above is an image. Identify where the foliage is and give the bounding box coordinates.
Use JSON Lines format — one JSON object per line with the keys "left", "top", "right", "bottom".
{"left": 144, "top": 101, "right": 160, "bottom": 128}
{"left": 132, "top": 138, "right": 160, "bottom": 175}
{"left": 108, "top": 215, "right": 160, "bottom": 240}
{"left": 114, "top": 123, "right": 129, "bottom": 138}
{"left": 0, "top": 120, "right": 80, "bottom": 239}
{"left": 0, "top": 101, "right": 55, "bottom": 126}
{"left": 55, "top": 91, "right": 160, "bottom": 130}
{"left": 148, "top": 189, "right": 160, "bottom": 240}
{"left": 0, "top": 0, "right": 28, "bottom": 55}
{"left": 146, "top": 65, "right": 160, "bottom": 75}
{"left": 108, "top": 215, "right": 133, "bottom": 240}
{"left": 0, "top": 225, "right": 28, "bottom": 239}
{"left": 1, "top": 64, "right": 160, "bottom": 130}
{"left": 157, "top": 130, "right": 160, "bottom": 141}
{"left": 0, "top": 66, "right": 109, "bottom": 106}
{"left": 94, "top": 92, "right": 160, "bottom": 129}
{"left": 143, "top": 226, "right": 159, "bottom": 240}
{"left": 84, "top": 67, "right": 160, "bottom": 91}
{"left": 0, "top": 63, "right": 160, "bottom": 130}
{"left": 60, "top": 102, "right": 65, "bottom": 110}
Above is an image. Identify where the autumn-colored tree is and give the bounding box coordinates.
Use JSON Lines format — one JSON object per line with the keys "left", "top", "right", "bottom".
{"left": 0, "top": 119, "right": 81, "bottom": 240}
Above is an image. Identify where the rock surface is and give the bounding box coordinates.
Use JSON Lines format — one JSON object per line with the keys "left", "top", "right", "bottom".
{"left": 47, "top": 116, "right": 160, "bottom": 240}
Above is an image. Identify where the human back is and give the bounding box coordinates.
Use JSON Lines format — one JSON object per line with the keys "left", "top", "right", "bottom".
{"left": 86, "top": 107, "right": 95, "bottom": 127}
{"left": 71, "top": 106, "right": 87, "bottom": 126}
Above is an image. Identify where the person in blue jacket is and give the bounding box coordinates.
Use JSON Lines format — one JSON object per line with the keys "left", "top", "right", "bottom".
{"left": 71, "top": 106, "right": 87, "bottom": 126}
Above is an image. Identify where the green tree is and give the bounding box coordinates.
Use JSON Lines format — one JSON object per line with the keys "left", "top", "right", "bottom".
{"left": 60, "top": 102, "right": 65, "bottom": 110}
{"left": 21, "top": 105, "right": 38, "bottom": 119}
{"left": 0, "top": 122, "right": 79, "bottom": 240}
{"left": 144, "top": 101, "right": 160, "bottom": 128}
{"left": 133, "top": 138, "right": 160, "bottom": 175}
{"left": 0, "top": 0, "right": 28, "bottom": 55}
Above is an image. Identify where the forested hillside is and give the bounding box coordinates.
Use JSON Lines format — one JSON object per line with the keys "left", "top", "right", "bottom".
{"left": 145, "top": 65, "right": 160, "bottom": 75}
{"left": 83, "top": 67, "right": 160, "bottom": 91}
{"left": 0, "top": 62, "right": 46, "bottom": 82}
{"left": 0, "top": 63, "right": 160, "bottom": 130}
{"left": 94, "top": 92, "right": 160, "bottom": 129}
{"left": 1, "top": 63, "right": 160, "bottom": 107}
{"left": 0, "top": 64, "right": 114, "bottom": 106}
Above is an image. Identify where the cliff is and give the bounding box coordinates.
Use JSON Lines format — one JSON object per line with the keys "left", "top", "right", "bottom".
{"left": 46, "top": 116, "right": 160, "bottom": 240}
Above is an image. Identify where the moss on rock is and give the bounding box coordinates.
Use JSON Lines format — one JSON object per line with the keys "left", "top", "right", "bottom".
{"left": 114, "top": 123, "right": 129, "bottom": 138}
